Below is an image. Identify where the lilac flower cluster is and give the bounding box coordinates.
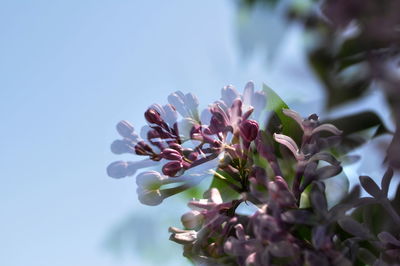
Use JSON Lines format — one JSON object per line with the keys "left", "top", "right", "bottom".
{"left": 107, "top": 82, "right": 265, "bottom": 205}
{"left": 108, "top": 83, "right": 400, "bottom": 265}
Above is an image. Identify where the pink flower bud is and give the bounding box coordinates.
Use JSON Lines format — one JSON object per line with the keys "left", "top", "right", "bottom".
{"left": 136, "top": 171, "right": 165, "bottom": 190}
{"left": 135, "top": 141, "right": 153, "bottom": 155}
{"left": 187, "top": 151, "right": 198, "bottom": 161}
{"left": 168, "top": 143, "right": 183, "bottom": 153}
{"left": 137, "top": 189, "right": 164, "bottom": 206}
{"left": 161, "top": 148, "right": 182, "bottom": 161}
{"left": 162, "top": 160, "right": 183, "bottom": 177}
{"left": 181, "top": 210, "right": 203, "bottom": 229}
{"left": 144, "top": 108, "right": 163, "bottom": 124}
{"left": 240, "top": 119, "right": 259, "bottom": 142}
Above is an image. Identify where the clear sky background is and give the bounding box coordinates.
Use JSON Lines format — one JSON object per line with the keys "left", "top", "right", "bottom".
{"left": 0, "top": 1, "right": 393, "bottom": 266}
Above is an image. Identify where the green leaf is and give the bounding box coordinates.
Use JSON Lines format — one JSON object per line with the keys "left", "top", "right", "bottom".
{"left": 209, "top": 171, "right": 241, "bottom": 202}
{"left": 262, "top": 83, "right": 302, "bottom": 142}
{"left": 182, "top": 185, "right": 204, "bottom": 199}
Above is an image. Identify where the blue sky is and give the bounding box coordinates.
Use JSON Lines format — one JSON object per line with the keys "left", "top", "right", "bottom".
{"left": 0, "top": 1, "right": 393, "bottom": 266}
{"left": 0, "top": 1, "right": 260, "bottom": 265}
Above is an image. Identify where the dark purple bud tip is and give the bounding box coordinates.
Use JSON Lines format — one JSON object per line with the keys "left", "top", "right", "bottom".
{"left": 162, "top": 160, "right": 183, "bottom": 177}
{"left": 107, "top": 161, "right": 129, "bottom": 179}
{"left": 116, "top": 120, "right": 135, "bottom": 138}
{"left": 161, "top": 148, "right": 182, "bottom": 161}
{"left": 147, "top": 129, "right": 161, "bottom": 139}
{"left": 240, "top": 119, "right": 259, "bottom": 142}
{"left": 188, "top": 151, "right": 198, "bottom": 161}
{"left": 144, "top": 108, "right": 163, "bottom": 124}
{"left": 135, "top": 141, "right": 153, "bottom": 155}
{"left": 168, "top": 143, "right": 183, "bottom": 153}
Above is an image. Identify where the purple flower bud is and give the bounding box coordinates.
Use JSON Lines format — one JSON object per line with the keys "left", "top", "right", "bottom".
{"left": 116, "top": 120, "right": 135, "bottom": 138}
{"left": 137, "top": 189, "right": 164, "bottom": 206}
{"left": 135, "top": 141, "right": 153, "bottom": 155}
{"left": 161, "top": 148, "right": 182, "bottom": 161}
{"left": 240, "top": 119, "right": 259, "bottom": 142}
{"left": 107, "top": 161, "right": 130, "bottom": 179}
{"left": 168, "top": 143, "right": 183, "bottom": 153}
{"left": 169, "top": 227, "right": 197, "bottom": 244}
{"left": 144, "top": 108, "right": 163, "bottom": 124}
{"left": 136, "top": 171, "right": 165, "bottom": 190}
{"left": 187, "top": 151, "right": 198, "bottom": 161}
{"left": 231, "top": 98, "right": 243, "bottom": 118}
{"left": 268, "top": 176, "right": 296, "bottom": 208}
{"left": 110, "top": 139, "right": 134, "bottom": 154}
{"left": 162, "top": 160, "right": 183, "bottom": 177}
{"left": 181, "top": 210, "right": 203, "bottom": 229}
{"left": 147, "top": 129, "right": 161, "bottom": 139}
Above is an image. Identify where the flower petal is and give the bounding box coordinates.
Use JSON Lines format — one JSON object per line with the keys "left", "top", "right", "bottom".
{"left": 311, "top": 123, "right": 343, "bottom": 136}
{"left": 273, "top": 133, "right": 300, "bottom": 159}
{"left": 282, "top": 109, "right": 304, "bottom": 130}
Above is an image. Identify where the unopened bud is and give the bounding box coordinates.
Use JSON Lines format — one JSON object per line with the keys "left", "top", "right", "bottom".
{"left": 181, "top": 210, "right": 203, "bottom": 229}
{"left": 161, "top": 148, "right": 182, "bottom": 161}
{"left": 135, "top": 141, "right": 153, "bottom": 155}
{"left": 168, "top": 143, "right": 183, "bottom": 153}
{"left": 240, "top": 119, "right": 259, "bottom": 142}
{"left": 137, "top": 189, "right": 164, "bottom": 206}
{"left": 162, "top": 160, "right": 183, "bottom": 177}
{"left": 136, "top": 171, "right": 165, "bottom": 190}
{"left": 188, "top": 151, "right": 198, "bottom": 161}
{"left": 144, "top": 108, "right": 163, "bottom": 124}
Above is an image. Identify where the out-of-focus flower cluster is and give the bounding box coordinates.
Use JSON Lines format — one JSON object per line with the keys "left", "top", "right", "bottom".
{"left": 107, "top": 83, "right": 400, "bottom": 265}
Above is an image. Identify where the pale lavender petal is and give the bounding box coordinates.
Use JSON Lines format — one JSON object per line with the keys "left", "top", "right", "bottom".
{"left": 282, "top": 109, "right": 304, "bottom": 130}
{"left": 311, "top": 123, "right": 343, "bottom": 135}
{"left": 378, "top": 231, "right": 400, "bottom": 247}
{"left": 205, "top": 188, "right": 223, "bottom": 204}
{"left": 116, "top": 120, "right": 135, "bottom": 138}
{"left": 242, "top": 81, "right": 255, "bottom": 108}
{"left": 169, "top": 227, "right": 197, "bottom": 244}
{"left": 137, "top": 189, "right": 164, "bottom": 206}
{"left": 309, "top": 152, "right": 340, "bottom": 165}
{"left": 181, "top": 210, "right": 203, "bottom": 229}
{"left": 221, "top": 85, "right": 239, "bottom": 107}
{"left": 168, "top": 91, "right": 188, "bottom": 117}
{"left": 273, "top": 133, "right": 299, "bottom": 158}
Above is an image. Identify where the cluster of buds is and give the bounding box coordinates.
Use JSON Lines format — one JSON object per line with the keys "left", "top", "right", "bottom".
{"left": 107, "top": 82, "right": 400, "bottom": 265}
{"left": 107, "top": 82, "right": 267, "bottom": 205}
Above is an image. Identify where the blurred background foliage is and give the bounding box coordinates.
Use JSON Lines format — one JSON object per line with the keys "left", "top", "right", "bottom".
{"left": 234, "top": 0, "right": 400, "bottom": 168}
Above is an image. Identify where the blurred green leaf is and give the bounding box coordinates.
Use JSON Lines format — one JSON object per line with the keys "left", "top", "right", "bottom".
{"left": 182, "top": 185, "right": 204, "bottom": 199}
{"left": 263, "top": 83, "right": 302, "bottom": 142}
{"left": 209, "top": 171, "right": 241, "bottom": 202}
